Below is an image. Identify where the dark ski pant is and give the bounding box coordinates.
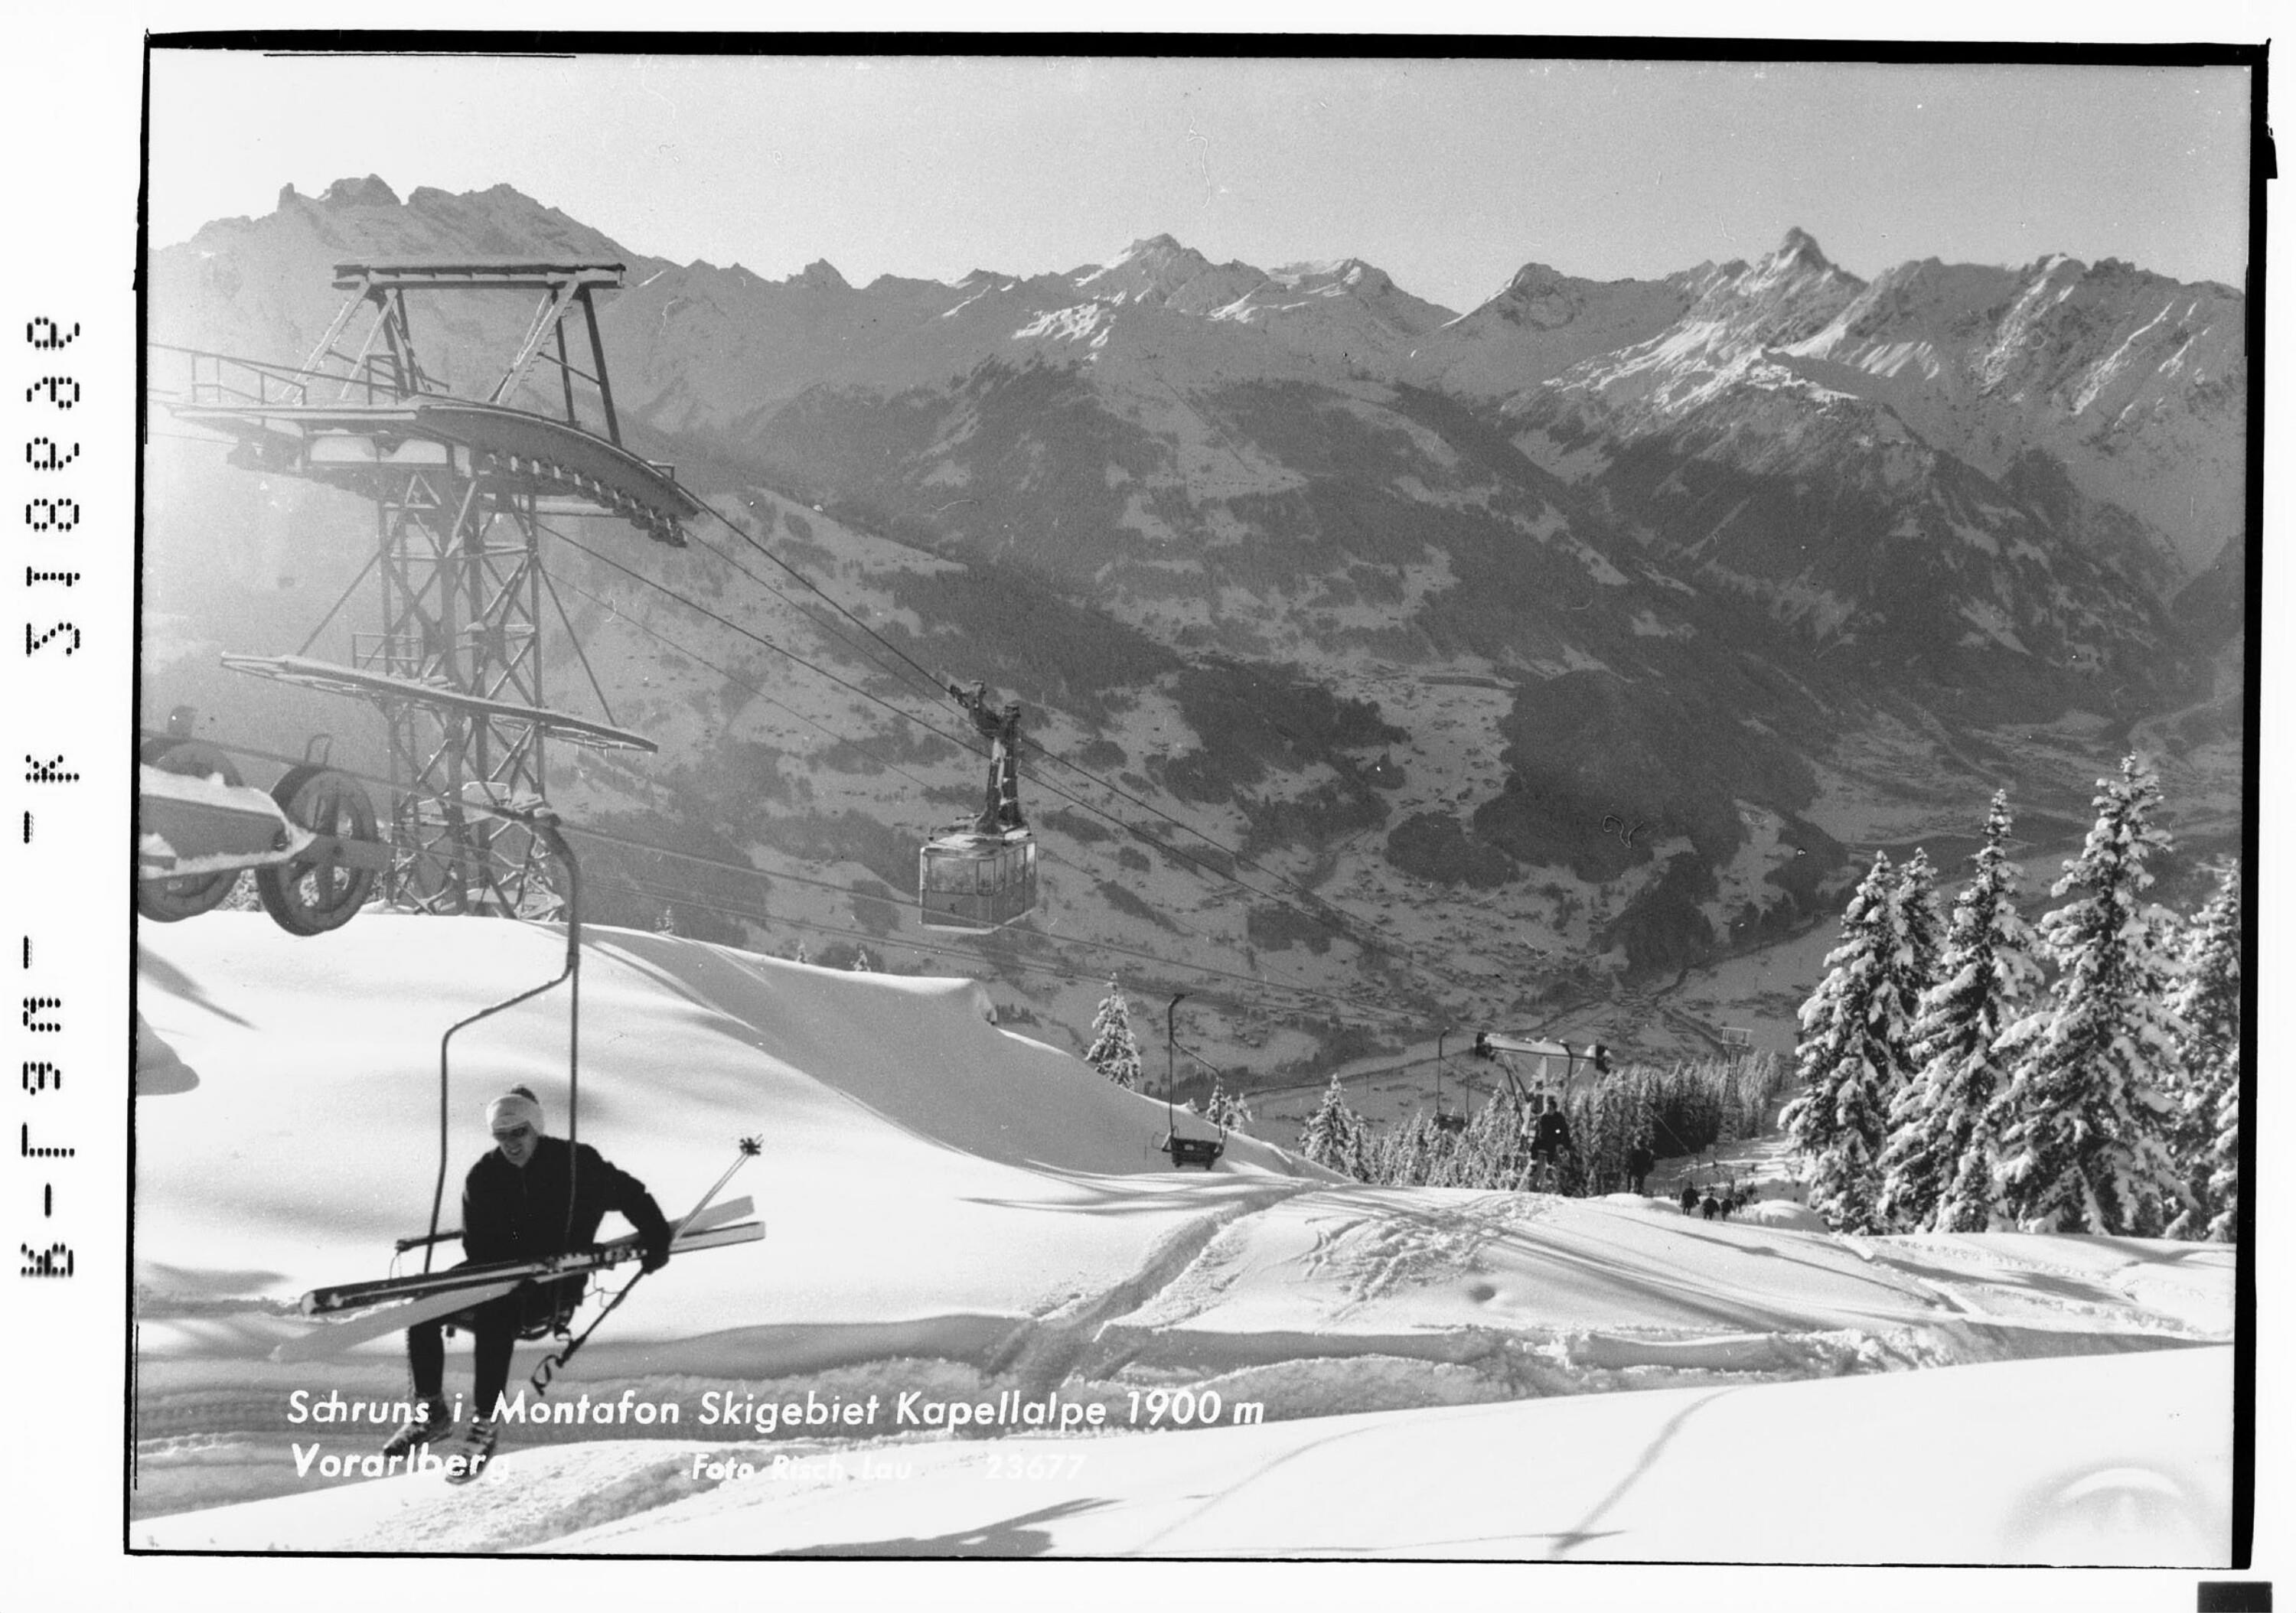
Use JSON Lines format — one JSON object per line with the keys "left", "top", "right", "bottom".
{"left": 406, "top": 1278, "right": 581, "bottom": 1421}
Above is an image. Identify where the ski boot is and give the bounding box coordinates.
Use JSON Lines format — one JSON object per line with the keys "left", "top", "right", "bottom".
{"left": 444, "top": 1418, "right": 498, "bottom": 1485}
{"left": 380, "top": 1396, "right": 452, "bottom": 1460}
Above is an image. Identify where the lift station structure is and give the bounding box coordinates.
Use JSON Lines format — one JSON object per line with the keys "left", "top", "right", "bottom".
{"left": 154, "top": 259, "right": 702, "bottom": 914}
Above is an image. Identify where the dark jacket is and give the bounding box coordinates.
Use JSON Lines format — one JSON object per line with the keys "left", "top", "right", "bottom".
{"left": 1530, "top": 1110, "right": 1572, "bottom": 1157}
{"left": 461, "top": 1135, "right": 672, "bottom": 1267}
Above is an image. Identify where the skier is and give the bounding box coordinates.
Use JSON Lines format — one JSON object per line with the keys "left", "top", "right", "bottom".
{"left": 1679, "top": 1181, "right": 1699, "bottom": 1216}
{"left": 1627, "top": 1143, "right": 1655, "bottom": 1195}
{"left": 382, "top": 1087, "right": 673, "bottom": 1478}
{"left": 1527, "top": 1094, "right": 1573, "bottom": 1187}
{"left": 1701, "top": 1189, "right": 1720, "bottom": 1221}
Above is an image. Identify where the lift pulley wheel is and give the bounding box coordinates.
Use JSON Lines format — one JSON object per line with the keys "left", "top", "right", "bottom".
{"left": 136, "top": 740, "right": 248, "bottom": 924}
{"left": 256, "top": 765, "right": 383, "bottom": 936}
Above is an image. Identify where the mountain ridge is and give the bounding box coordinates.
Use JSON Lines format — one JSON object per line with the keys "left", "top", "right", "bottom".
{"left": 142, "top": 181, "right": 2246, "bottom": 1067}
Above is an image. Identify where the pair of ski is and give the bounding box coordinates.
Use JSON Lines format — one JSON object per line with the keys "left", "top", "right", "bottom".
{"left": 275, "top": 1145, "right": 765, "bottom": 1363}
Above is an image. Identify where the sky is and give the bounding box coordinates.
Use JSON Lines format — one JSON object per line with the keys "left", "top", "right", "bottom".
{"left": 148, "top": 52, "right": 2253, "bottom": 314}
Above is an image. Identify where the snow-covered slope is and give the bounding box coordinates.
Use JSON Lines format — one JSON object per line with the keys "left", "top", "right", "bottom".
{"left": 134, "top": 915, "right": 2232, "bottom": 1559}
{"left": 140, "top": 1345, "right": 2231, "bottom": 1562}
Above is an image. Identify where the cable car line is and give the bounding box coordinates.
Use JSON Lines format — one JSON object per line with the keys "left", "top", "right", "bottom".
{"left": 684, "top": 526, "right": 948, "bottom": 708}
{"left": 681, "top": 497, "right": 1503, "bottom": 1012}
{"left": 566, "top": 830, "right": 1416, "bottom": 1025}
{"left": 545, "top": 569, "right": 1418, "bottom": 1018}
{"left": 148, "top": 725, "right": 1418, "bottom": 1031}
{"left": 498, "top": 496, "right": 1522, "bottom": 1023}
{"left": 698, "top": 500, "right": 954, "bottom": 702}
{"left": 550, "top": 572, "right": 952, "bottom": 801}
{"left": 546, "top": 524, "right": 963, "bottom": 751}
{"left": 546, "top": 520, "right": 1433, "bottom": 989}
{"left": 539, "top": 565, "right": 625, "bottom": 728}
{"left": 573, "top": 862, "right": 1406, "bottom": 1023}
{"left": 563, "top": 854, "right": 1417, "bottom": 1030}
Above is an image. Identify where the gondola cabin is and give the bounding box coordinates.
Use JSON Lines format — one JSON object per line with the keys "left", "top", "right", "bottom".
{"left": 918, "top": 828, "right": 1039, "bottom": 932}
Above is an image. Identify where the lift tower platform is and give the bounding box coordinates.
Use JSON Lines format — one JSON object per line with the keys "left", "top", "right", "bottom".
{"left": 155, "top": 258, "right": 701, "bottom": 913}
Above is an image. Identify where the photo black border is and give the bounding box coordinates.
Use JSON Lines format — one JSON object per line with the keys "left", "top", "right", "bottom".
{"left": 126, "top": 28, "right": 2270, "bottom": 1578}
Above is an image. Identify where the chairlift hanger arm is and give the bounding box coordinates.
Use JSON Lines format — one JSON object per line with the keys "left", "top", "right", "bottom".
{"left": 1470, "top": 1031, "right": 1611, "bottom": 1071}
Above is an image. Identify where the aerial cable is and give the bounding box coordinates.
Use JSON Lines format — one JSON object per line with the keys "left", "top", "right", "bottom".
{"left": 550, "top": 573, "right": 952, "bottom": 800}
{"left": 577, "top": 865, "right": 1404, "bottom": 1024}
{"left": 293, "top": 549, "right": 383, "bottom": 659}
{"left": 696, "top": 500, "right": 951, "bottom": 698}
{"left": 537, "top": 563, "right": 623, "bottom": 728}
{"left": 571, "top": 503, "right": 1531, "bottom": 1018}
{"left": 690, "top": 499, "right": 1407, "bottom": 945}
{"left": 578, "top": 856, "right": 1420, "bottom": 1028}
{"left": 686, "top": 526, "right": 947, "bottom": 706}
{"left": 545, "top": 523, "right": 992, "bottom": 765}
{"left": 550, "top": 523, "right": 1411, "bottom": 978}
{"left": 145, "top": 721, "right": 1406, "bottom": 1023}
{"left": 684, "top": 497, "right": 1484, "bottom": 1005}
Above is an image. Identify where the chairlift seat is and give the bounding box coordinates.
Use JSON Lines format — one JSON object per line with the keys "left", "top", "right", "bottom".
{"left": 1162, "top": 1133, "right": 1225, "bottom": 1170}
{"left": 433, "top": 1271, "right": 589, "bottom": 1343}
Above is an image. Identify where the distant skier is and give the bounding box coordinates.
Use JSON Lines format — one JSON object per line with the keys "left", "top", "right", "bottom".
{"left": 1527, "top": 1094, "right": 1573, "bottom": 1185}
{"left": 1700, "top": 1189, "right": 1720, "bottom": 1221}
{"left": 1627, "top": 1143, "right": 1655, "bottom": 1195}
{"left": 1679, "top": 1182, "right": 1699, "bottom": 1216}
{"left": 382, "top": 1087, "right": 673, "bottom": 1480}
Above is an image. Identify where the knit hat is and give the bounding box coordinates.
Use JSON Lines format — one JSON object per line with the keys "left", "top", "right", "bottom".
{"left": 484, "top": 1087, "right": 546, "bottom": 1135}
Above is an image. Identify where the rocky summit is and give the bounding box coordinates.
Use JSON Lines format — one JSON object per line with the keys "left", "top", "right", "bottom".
{"left": 144, "top": 184, "right": 2247, "bottom": 1075}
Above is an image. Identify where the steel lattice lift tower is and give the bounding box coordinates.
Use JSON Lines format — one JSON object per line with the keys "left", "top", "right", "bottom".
{"left": 154, "top": 258, "right": 700, "bottom": 914}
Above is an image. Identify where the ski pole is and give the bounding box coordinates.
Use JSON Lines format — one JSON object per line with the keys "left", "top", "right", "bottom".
{"left": 529, "top": 1135, "right": 762, "bottom": 1394}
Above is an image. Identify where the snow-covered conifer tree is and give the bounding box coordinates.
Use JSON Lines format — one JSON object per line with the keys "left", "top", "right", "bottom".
{"left": 1297, "top": 1072, "right": 1364, "bottom": 1175}
{"left": 1782, "top": 852, "right": 1914, "bottom": 1232}
{"left": 1991, "top": 756, "right": 2187, "bottom": 1234}
{"left": 1083, "top": 978, "right": 1143, "bottom": 1092}
{"left": 2206, "top": 1075, "right": 2240, "bottom": 1243}
{"left": 1892, "top": 849, "right": 1943, "bottom": 1018}
{"left": 1203, "top": 1078, "right": 1254, "bottom": 1132}
{"left": 2165, "top": 864, "right": 2241, "bottom": 1240}
{"left": 1876, "top": 793, "right": 2041, "bottom": 1231}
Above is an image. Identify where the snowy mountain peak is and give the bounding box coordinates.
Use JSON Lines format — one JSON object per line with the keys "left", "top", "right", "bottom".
{"left": 1499, "top": 262, "right": 1580, "bottom": 300}
{"left": 1074, "top": 234, "right": 1229, "bottom": 304}
{"left": 793, "top": 259, "right": 851, "bottom": 292}
{"left": 1773, "top": 226, "right": 1831, "bottom": 270}
{"left": 316, "top": 174, "right": 402, "bottom": 209}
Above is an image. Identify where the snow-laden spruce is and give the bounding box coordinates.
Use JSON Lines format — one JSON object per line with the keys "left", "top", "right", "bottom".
{"left": 1084, "top": 978, "right": 1143, "bottom": 1091}
{"left": 1297, "top": 1071, "right": 1366, "bottom": 1175}
{"left": 1991, "top": 755, "right": 2187, "bottom": 1235}
{"left": 1891, "top": 847, "right": 1944, "bottom": 1019}
{"left": 1783, "top": 852, "right": 1926, "bottom": 1233}
{"left": 1202, "top": 1077, "right": 1254, "bottom": 1132}
{"left": 2165, "top": 862, "right": 2241, "bottom": 1241}
{"left": 1874, "top": 793, "right": 2040, "bottom": 1233}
